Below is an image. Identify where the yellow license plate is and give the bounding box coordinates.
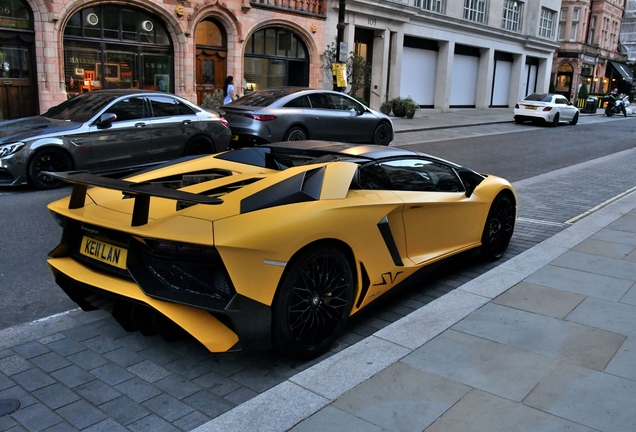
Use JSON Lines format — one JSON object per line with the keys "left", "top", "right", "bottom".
{"left": 525, "top": 106, "right": 537, "bottom": 110}
{"left": 231, "top": 135, "right": 239, "bottom": 141}
{"left": 80, "top": 236, "right": 127, "bottom": 269}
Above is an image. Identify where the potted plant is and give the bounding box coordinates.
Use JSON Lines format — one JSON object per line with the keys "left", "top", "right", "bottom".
{"left": 379, "top": 101, "right": 392, "bottom": 115}
{"left": 403, "top": 96, "right": 420, "bottom": 119}
{"left": 390, "top": 96, "right": 406, "bottom": 117}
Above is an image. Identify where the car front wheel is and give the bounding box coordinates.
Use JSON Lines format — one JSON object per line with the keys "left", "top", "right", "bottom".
{"left": 284, "top": 127, "right": 308, "bottom": 141}
{"left": 570, "top": 112, "right": 579, "bottom": 125}
{"left": 481, "top": 193, "right": 515, "bottom": 261}
{"left": 272, "top": 246, "right": 354, "bottom": 359}
{"left": 373, "top": 122, "right": 392, "bottom": 145}
{"left": 28, "top": 148, "right": 73, "bottom": 190}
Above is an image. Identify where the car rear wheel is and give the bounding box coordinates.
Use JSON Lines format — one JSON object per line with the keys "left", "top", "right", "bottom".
{"left": 28, "top": 148, "right": 73, "bottom": 190}
{"left": 481, "top": 193, "right": 515, "bottom": 261}
{"left": 184, "top": 136, "right": 215, "bottom": 156}
{"left": 284, "top": 127, "right": 308, "bottom": 141}
{"left": 373, "top": 122, "right": 392, "bottom": 145}
{"left": 570, "top": 112, "right": 579, "bottom": 125}
{"left": 272, "top": 245, "right": 354, "bottom": 359}
{"left": 514, "top": 117, "right": 524, "bottom": 124}
{"left": 551, "top": 113, "right": 560, "bottom": 127}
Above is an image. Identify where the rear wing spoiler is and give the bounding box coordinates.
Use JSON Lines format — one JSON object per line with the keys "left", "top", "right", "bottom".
{"left": 45, "top": 171, "right": 222, "bottom": 226}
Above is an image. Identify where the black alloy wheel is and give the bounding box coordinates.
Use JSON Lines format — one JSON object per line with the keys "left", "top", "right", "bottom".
{"left": 481, "top": 193, "right": 515, "bottom": 261}
{"left": 28, "top": 148, "right": 73, "bottom": 190}
{"left": 373, "top": 122, "right": 392, "bottom": 146}
{"left": 272, "top": 246, "right": 354, "bottom": 359}
{"left": 284, "top": 127, "right": 308, "bottom": 141}
{"left": 551, "top": 113, "right": 560, "bottom": 127}
{"left": 570, "top": 112, "right": 579, "bottom": 125}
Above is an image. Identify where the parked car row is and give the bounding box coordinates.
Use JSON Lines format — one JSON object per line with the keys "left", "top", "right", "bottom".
{"left": 0, "top": 88, "right": 395, "bottom": 190}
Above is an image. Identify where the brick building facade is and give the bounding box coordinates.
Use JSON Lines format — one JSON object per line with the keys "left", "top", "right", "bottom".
{"left": 0, "top": 0, "right": 328, "bottom": 120}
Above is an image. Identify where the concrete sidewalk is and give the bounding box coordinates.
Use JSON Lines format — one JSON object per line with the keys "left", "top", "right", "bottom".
{"left": 195, "top": 107, "right": 636, "bottom": 432}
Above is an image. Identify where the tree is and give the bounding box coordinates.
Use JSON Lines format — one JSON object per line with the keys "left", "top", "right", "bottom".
{"left": 578, "top": 82, "right": 589, "bottom": 100}
{"left": 322, "top": 39, "right": 371, "bottom": 104}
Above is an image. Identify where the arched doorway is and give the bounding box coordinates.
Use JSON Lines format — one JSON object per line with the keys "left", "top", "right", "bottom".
{"left": 195, "top": 19, "right": 227, "bottom": 105}
{"left": 556, "top": 63, "right": 573, "bottom": 100}
{"left": 244, "top": 27, "right": 309, "bottom": 92}
{"left": 63, "top": 5, "right": 173, "bottom": 98}
{"left": 0, "top": 0, "right": 37, "bottom": 119}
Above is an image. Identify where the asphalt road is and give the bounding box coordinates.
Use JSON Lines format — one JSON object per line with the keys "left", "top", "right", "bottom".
{"left": 1, "top": 114, "right": 635, "bottom": 332}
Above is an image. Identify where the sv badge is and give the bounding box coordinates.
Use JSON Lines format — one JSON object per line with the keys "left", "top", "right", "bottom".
{"left": 373, "top": 271, "right": 403, "bottom": 286}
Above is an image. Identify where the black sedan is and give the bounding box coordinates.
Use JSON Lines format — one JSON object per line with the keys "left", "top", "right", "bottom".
{"left": 222, "top": 88, "right": 394, "bottom": 147}
{"left": 0, "top": 90, "right": 232, "bottom": 189}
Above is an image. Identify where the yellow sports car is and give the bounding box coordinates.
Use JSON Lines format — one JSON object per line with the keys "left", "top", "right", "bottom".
{"left": 47, "top": 141, "right": 516, "bottom": 359}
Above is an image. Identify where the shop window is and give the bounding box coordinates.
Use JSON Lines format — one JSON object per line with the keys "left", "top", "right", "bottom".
{"left": 64, "top": 5, "right": 172, "bottom": 96}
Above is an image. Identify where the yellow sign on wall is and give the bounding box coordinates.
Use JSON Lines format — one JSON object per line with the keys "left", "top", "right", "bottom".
{"left": 332, "top": 63, "right": 347, "bottom": 88}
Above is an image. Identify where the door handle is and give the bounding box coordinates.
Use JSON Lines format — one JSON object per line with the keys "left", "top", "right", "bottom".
{"left": 134, "top": 122, "right": 147, "bottom": 128}
{"left": 182, "top": 120, "right": 192, "bottom": 125}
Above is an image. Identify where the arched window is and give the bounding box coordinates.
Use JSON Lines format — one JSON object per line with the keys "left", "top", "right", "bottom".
{"left": 244, "top": 27, "right": 309, "bottom": 91}
{"left": 63, "top": 6, "right": 173, "bottom": 96}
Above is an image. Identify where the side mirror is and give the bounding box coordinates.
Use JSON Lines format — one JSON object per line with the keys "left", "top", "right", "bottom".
{"left": 96, "top": 113, "right": 117, "bottom": 128}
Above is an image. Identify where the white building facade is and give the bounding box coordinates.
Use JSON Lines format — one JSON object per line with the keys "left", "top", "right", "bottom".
{"left": 324, "top": 0, "right": 562, "bottom": 110}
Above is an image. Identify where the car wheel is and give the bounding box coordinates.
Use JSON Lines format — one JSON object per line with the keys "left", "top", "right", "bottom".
{"left": 27, "top": 148, "right": 73, "bottom": 190}
{"left": 481, "top": 193, "right": 515, "bottom": 261}
{"left": 551, "top": 112, "right": 560, "bottom": 127}
{"left": 272, "top": 245, "right": 354, "bottom": 359}
{"left": 284, "top": 127, "right": 308, "bottom": 141}
{"left": 570, "top": 112, "right": 579, "bottom": 125}
{"left": 184, "top": 136, "right": 215, "bottom": 156}
{"left": 514, "top": 117, "right": 524, "bottom": 124}
{"left": 373, "top": 122, "right": 392, "bottom": 145}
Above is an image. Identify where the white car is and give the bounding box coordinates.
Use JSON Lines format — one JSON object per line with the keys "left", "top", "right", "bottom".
{"left": 513, "top": 93, "right": 579, "bottom": 127}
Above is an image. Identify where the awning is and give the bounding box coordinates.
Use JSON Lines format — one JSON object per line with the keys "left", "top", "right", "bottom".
{"left": 609, "top": 61, "right": 634, "bottom": 83}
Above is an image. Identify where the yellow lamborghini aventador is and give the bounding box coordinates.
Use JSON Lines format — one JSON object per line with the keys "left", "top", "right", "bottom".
{"left": 47, "top": 141, "right": 516, "bottom": 359}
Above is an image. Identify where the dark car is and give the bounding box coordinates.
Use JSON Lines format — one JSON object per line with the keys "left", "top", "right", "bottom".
{"left": 222, "top": 87, "right": 394, "bottom": 147}
{"left": 0, "top": 90, "right": 232, "bottom": 189}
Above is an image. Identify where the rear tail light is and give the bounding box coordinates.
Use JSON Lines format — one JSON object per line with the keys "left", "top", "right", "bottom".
{"left": 233, "top": 112, "right": 278, "bottom": 121}
{"left": 515, "top": 103, "right": 519, "bottom": 108}
{"left": 219, "top": 117, "right": 229, "bottom": 128}
{"left": 542, "top": 107, "right": 553, "bottom": 111}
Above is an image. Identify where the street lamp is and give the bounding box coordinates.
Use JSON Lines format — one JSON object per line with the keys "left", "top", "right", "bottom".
{"left": 333, "top": 0, "right": 346, "bottom": 92}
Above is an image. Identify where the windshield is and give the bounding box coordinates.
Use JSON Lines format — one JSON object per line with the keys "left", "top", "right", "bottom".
{"left": 524, "top": 93, "right": 552, "bottom": 102}
{"left": 43, "top": 93, "right": 119, "bottom": 123}
{"left": 230, "top": 88, "right": 309, "bottom": 107}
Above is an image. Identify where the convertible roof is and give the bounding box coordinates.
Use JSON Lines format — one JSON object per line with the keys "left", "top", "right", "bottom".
{"left": 216, "top": 141, "right": 424, "bottom": 167}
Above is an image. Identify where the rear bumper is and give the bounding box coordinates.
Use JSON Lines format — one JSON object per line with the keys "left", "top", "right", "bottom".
{"left": 48, "top": 257, "right": 273, "bottom": 352}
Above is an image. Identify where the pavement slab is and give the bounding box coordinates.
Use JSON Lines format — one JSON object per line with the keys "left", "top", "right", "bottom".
{"left": 523, "top": 361, "right": 636, "bottom": 432}
{"left": 401, "top": 329, "right": 559, "bottom": 402}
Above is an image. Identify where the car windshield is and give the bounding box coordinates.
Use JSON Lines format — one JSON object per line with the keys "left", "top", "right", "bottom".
{"left": 524, "top": 93, "right": 552, "bottom": 102}
{"left": 43, "top": 93, "right": 119, "bottom": 123}
{"left": 231, "top": 88, "right": 307, "bottom": 107}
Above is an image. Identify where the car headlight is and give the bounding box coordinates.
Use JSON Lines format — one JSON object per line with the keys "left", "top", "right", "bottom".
{"left": 0, "top": 142, "right": 26, "bottom": 157}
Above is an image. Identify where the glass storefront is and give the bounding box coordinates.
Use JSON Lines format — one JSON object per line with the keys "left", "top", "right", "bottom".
{"left": 63, "top": 5, "right": 172, "bottom": 97}
{"left": 244, "top": 27, "right": 308, "bottom": 92}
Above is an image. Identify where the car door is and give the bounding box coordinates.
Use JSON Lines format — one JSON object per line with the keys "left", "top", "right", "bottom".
{"left": 147, "top": 95, "right": 199, "bottom": 160}
{"left": 555, "top": 96, "right": 577, "bottom": 121}
{"left": 326, "top": 93, "right": 373, "bottom": 143}
{"left": 72, "top": 96, "right": 153, "bottom": 171}
{"left": 305, "top": 93, "right": 347, "bottom": 141}
{"left": 378, "top": 158, "right": 487, "bottom": 264}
